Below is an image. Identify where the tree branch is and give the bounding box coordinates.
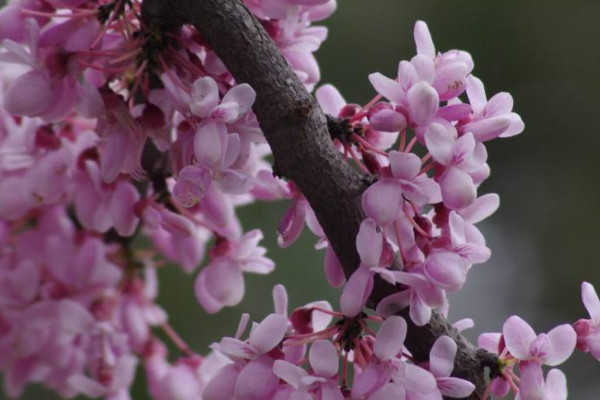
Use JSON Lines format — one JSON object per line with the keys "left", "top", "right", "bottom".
{"left": 141, "top": 0, "right": 495, "bottom": 397}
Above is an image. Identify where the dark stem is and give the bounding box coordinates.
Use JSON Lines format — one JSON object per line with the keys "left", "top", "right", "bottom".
{"left": 141, "top": 0, "right": 495, "bottom": 397}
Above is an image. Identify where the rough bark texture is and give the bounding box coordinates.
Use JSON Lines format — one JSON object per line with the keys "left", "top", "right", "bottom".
{"left": 141, "top": 0, "right": 496, "bottom": 398}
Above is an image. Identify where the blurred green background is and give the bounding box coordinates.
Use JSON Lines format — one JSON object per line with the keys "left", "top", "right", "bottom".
{"left": 3, "top": 0, "right": 600, "bottom": 399}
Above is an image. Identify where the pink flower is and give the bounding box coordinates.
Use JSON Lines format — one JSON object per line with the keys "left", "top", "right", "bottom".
{"left": 369, "top": 71, "right": 439, "bottom": 129}
{"left": 376, "top": 267, "right": 445, "bottom": 326}
{"left": 192, "top": 121, "right": 252, "bottom": 196}
{"left": 413, "top": 21, "right": 473, "bottom": 101}
{"left": 195, "top": 230, "right": 275, "bottom": 313}
{"left": 190, "top": 77, "right": 255, "bottom": 123}
{"left": 75, "top": 160, "right": 140, "bottom": 236}
{"left": 340, "top": 218, "right": 391, "bottom": 317}
{"left": 502, "top": 316, "right": 576, "bottom": 366}
{"left": 277, "top": 183, "right": 322, "bottom": 248}
{"left": 204, "top": 313, "right": 288, "bottom": 400}
{"left": 96, "top": 90, "right": 145, "bottom": 183}
{"left": 68, "top": 353, "right": 138, "bottom": 400}
{"left": 172, "top": 165, "right": 212, "bottom": 207}
{"left": 267, "top": 15, "right": 329, "bottom": 90}
{"left": 461, "top": 75, "right": 525, "bottom": 141}
{"left": 423, "top": 250, "right": 469, "bottom": 293}
{"left": 362, "top": 151, "right": 440, "bottom": 225}
{"left": 573, "top": 282, "right": 600, "bottom": 361}
{"left": 273, "top": 340, "right": 344, "bottom": 400}
{"left": 0, "top": 300, "right": 95, "bottom": 397}
{"left": 515, "top": 363, "right": 567, "bottom": 400}
{"left": 424, "top": 123, "right": 486, "bottom": 210}
{"left": 352, "top": 316, "right": 437, "bottom": 399}
{"left": 1, "top": 20, "right": 79, "bottom": 121}
{"left": 446, "top": 210, "right": 491, "bottom": 264}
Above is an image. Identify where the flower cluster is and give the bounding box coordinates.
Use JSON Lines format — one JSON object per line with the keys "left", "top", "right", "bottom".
{"left": 0, "top": 0, "right": 598, "bottom": 398}
{"left": 0, "top": 206, "right": 157, "bottom": 398}
{"left": 203, "top": 285, "right": 475, "bottom": 400}
{"left": 281, "top": 21, "right": 524, "bottom": 326}
{"left": 0, "top": 0, "right": 334, "bottom": 397}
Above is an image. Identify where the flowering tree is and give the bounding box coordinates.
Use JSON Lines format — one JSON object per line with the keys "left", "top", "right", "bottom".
{"left": 0, "top": 0, "right": 598, "bottom": 399}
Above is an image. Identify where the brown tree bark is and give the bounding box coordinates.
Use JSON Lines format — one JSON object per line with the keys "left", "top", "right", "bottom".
{"left": 141, "top": 0, "right": 498, "bottom": 398}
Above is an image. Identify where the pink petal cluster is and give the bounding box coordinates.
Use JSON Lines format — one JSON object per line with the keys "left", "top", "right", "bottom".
{"left": 478, "top": 314, "right": 577, "bottom": 400}
{"left": 312, "top": 21, "right": 524, "bottom": 326}
{"left": 195, "top": 230, "right": 275, "bottom": 314}
{"left": 0, "top": 0, "right": 596, "bottom": 397}
{"left": 0, "top": 207, "right": 158, "bottom": 399}
{"left": 0, "top": 0, "right": 336, "bottom": 396}
{"left": 200, "top": 285, "right": 476, "bottom": 400}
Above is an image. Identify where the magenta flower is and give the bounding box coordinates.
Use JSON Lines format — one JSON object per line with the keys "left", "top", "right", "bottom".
{"left": 204, "top": 313, "right": 288, "bottom": 400}
{"left": 413, "top": 21, "right": 473, "bottom": 101}
{"left": 424, "top": 123, "right": 486, "bottom": 210}
{"left": 194, "top": 230, "right": 275, "bottom": 314}
{"left": 573, "top": 282, "right": 600, "bottom": 361}
{"left": 368, "top": 71, "right": 439, "bottom": 129}
{"left": 190, "top": 77, "right": 255, "bottom": 123}
{"left": 96, "top": 90, "right": 145, "bottom": 183}
{"left": 352, "top": 316, "right": 437, "bottom": 399}
{"left": 447, "top": 210, "right": 491, "bottom": 264}
{"left": 188, "top": 79, "right": 256, "bottom": 196}
{"left": 277, "top": 183, "right": 322, "bottom": 248}
{"left": 273, "top": 339, "right": 344, "bottom": 400}
{"left": 462, "top": 75, "right": 525, "bottom": 141}
{"left": 362, "top": 151, "right": 440, "bottom": 225}
{"left": 75, "top": 160, "right": 140, "bottom": 236}
{"left": 502, "top": 316, "right": 576, "bottom": 366}
{"left": 515, "top": 363, "right": 567, "bottom": 400}
{"left": 340, "top": 218, "right": 392, "bottom": 317}
{"left": 172, "top": 165, "right": 212, "bottom": 208}
{"left": 376, "top": 265, "right": 446, "bottom": 326}
{"left": 1, "top": 20, "right": 78, "bottom": 121}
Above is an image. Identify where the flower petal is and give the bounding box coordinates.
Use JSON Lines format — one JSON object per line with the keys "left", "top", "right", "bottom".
{"left": 459, "top": 193, "right": 499, "bottom": 223}
{"left": 389, "top": 151, "right": 421, "bottom": 180}
{"left": 503, "top": 316, "right": 537, "bottom": 361}
{"left": 315, "top": 84, "right": 346, "bottom": 116}
{"left": 424, "top": 251, "right": 469, "bottom": 292}
{"left": 437, "top": 376, "right": 476, "bottom": 398}
{"left": 545, "top": 324, "right": 576, "bottom": 366}
{"left": 414, "top": 21, "right": 435, "bottom": 58}
{"left": 340, "top": 266, "right": 373, "bottom": 317}
{"left": 324, "top": 246, "right": 345, "bottom": 287}
{"left": 194, "top": 121, "right": 227, "bottom": 169}
{"left": 375, "top": 291, "right": 411, "bottom": 318}
{"left": 546, "top": 369, "right": 567, "bottom": 400}
{"left": 249, "top": 313, "right": 288, "bottom": 354}
{"left": 440, "top": 167, "right": 476, "bottom": 210}
{"left": 407, "top": 81, "right": 439, "bottom": 126}
{"left": 362, "top": 180, "right": 403, "bottom": 225}
{"left": 190, "top": 76, "right": 219, "bottom": 118}
{"left": 356, "top": 219, "right": 382, "bottom": 267}
{"left": 424, "top": 122, "right": 454, "bottom": 165}
{"left": 369, "top": 72, "right": 405, "bottom": 104}
{"left": 222, "top": 83, "right": 256, "bottom": 118}
{"left": 582, "top": 282, "right": 600, "bottom": 321}
{"left": 466, "top": 76, "right": 487, "bottom": 115}
{"left": 430, "top": 336, "right": 457, "bottom": 378}
{"left": 309, "top": 340, "right": 338, "bottom": 378}
{"left": 374, "top": 316, "right": 407, "bottom": 361}
{"left": 273, "top": 360, "right": 307, "bottom": 388}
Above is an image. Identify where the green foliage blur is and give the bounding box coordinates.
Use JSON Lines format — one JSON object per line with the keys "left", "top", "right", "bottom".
{"left": 2, "top": 0, "right": 600, "bottom": 399}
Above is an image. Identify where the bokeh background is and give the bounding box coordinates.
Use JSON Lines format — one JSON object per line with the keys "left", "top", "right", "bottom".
{"left": 2, "top": 0, "right": 600, "bottom": 399}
